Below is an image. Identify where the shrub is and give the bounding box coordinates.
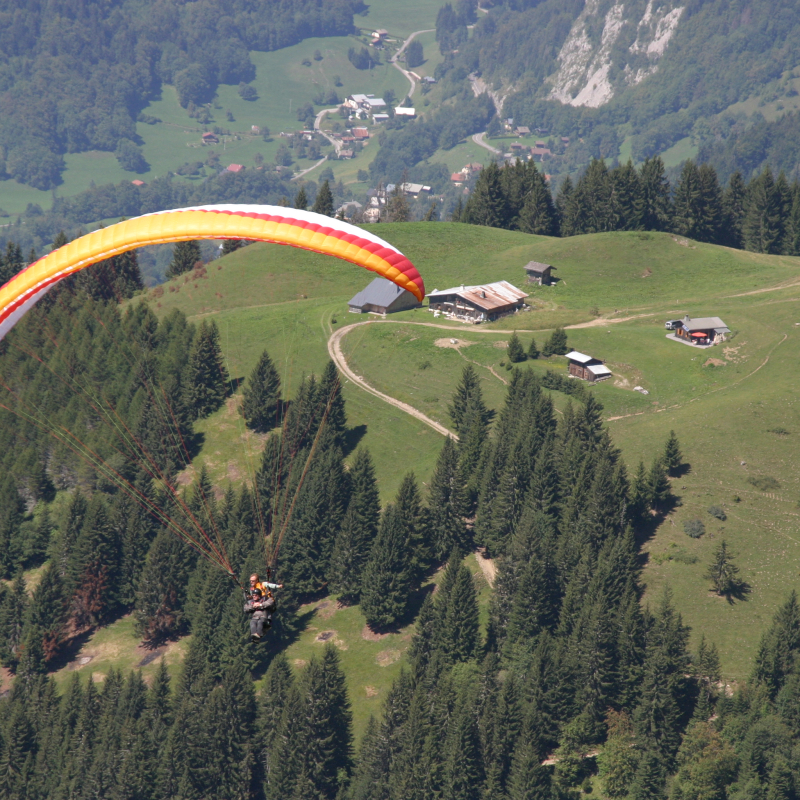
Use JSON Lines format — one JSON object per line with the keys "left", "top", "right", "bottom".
{"left": 748, "top": 476, "right": 780, "bottom": 492}
{"left": 684, "top": 519, "right": 705, "bottom": 539}
{"left": 708, "top": 505, "right": 726, "bottom": 521}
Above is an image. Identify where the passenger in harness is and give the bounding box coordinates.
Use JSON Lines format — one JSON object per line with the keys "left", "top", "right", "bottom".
{"left": 244, "top": 573, "right": 283, "bottom": 641}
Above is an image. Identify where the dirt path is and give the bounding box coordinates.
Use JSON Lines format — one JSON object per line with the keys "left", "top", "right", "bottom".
{"left": 727, "top": 278, "right": 800, "bottom": 298}
{"left": 567, "top": 312, "right": 654, "bottom": 328}
{"left": 328, "top": 322, "right": 457, "bottom": 439}
{"left": 474, "top": 549, "right": 496, "bottom": 586}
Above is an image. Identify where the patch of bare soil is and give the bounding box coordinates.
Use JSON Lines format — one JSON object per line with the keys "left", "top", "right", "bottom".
{"left": 314, "top": 629, "right": 348, "bottom": 649}
{"left": 225, "top": 395, "right": 243, "bottom": 418}
{"left": 567, "top": 313, "right": 654, "bottom": 329}
{"left": 376, "top": 649, "right": 402, "bottom": 667}
{"left": 704, "top": 358, "right": 725, "bottom": 367}
{"left": 175, "top": 465, "right": 196, "bottom": 486}
{"left": 293, "top": 659, "right": 308, "bottom": 669}
{"left": 362, "top": 625, "right": 392, "bottom": 641}
{"left": 316, "top": 600, "right": 344, "bottom": 619}
{"left": 365, "top": 686, "right": 379, "bottom": 697}
{"left": 493, "top": 340, "right": 508, "bottom": 349}
{"left": 227, "top": 462, "right": 243, "bottom": 482}
{"left": 435, "top": 337, "right": 476, "bottom": 349}
{"left": 474, "top": 548, "right": 496, "bottom": 586}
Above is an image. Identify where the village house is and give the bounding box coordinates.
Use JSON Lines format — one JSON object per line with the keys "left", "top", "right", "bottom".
{"left": 530, "top": 146, "right": 552, "bottom": 161}
{"left": 667, "top": 315, "right": 730, "bottom": 346}
{"left": 202, "top": 132, "right": 219, "bottom": 144}
{"left": 339, "top": 149, "right": 354, "bottom": 159}
{"left": 451, "top": 172, "right": 465, "bottom": 185}
{"left": 362, "top": 207, "right": 382, "bottom": 223}
{"left": 373, "top": 113, "right": 389, "bottom": 123}
{"left": 515, "top": 126, "right": 531, "bottom": 137}
{"left": 427, "top": 281, "right": 528, "bottom": 323}
{"left": 226, "top": 164, "right": 245, "bottom": 173}
{"left": 422, "top": 76, "right": 437, "bottom": 84}
{"left": 336, "top": 201, "right": 363, "bottom": 219}
{"left": 565, "top": 351, "right": 612, "bottom": 383}
{"left": 345, "top": 94, "right": 387, "bottom": 114}
{"left": 348, "top": 277, "right": 422, "bottom": 315}
{"left": 371, "top": 29, "right": 389, "bottom": 45}
{"left": 352, "top": 127, "right": 370, "bottom": 140}
{"left": 524, "top": 261, "right": 557, "bottom": 285}
{"left": 395, "top": 107, "right": 416, "bottom": 117}
{"left": 131, "top": 179, "right": 145, "bottom": 187}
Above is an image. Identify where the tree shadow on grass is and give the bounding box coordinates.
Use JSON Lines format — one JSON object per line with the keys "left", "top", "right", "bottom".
{"left": 718, "top": 580, "right": 752, "bottom": 605}
{"left": 342, "top": 424, "right": 367, "bottom": 456}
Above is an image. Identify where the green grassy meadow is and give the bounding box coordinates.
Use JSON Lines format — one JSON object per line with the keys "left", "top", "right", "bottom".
{"left": 140, "top": 222, "right": 800, "bottom": 682}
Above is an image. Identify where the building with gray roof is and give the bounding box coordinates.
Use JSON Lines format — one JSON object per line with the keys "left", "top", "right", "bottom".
{"left": 348, "top": 277, "right": 422, "bottom": 315}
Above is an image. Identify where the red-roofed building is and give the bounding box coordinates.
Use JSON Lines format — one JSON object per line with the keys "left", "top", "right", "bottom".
{"left": 353, "top": 127, "right": 370, "bottom": 139}
{"left": 451, "top": 172, "right": 464, "bottom": 184}
{"left": 131, "top": 179, "right": 145, "bottom": 186}
{"left": 202, "top": 132, "right": 219, "bottom": 143}
{"left": 227, "top": 164, "right": 245, "bottom": 173}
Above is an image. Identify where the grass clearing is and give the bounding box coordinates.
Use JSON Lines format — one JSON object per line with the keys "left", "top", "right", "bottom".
{"left": 139, "top": 223, "right": 800, "bottom": 681}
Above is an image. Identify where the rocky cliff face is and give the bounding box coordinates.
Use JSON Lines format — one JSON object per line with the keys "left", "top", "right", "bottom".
{"left": 548, "top": 0, "right": 684, "bottom": 108}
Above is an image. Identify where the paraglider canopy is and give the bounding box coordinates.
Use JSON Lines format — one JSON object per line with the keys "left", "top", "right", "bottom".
{"left": 0, "top": 204, "right": 425, "bottom": 340}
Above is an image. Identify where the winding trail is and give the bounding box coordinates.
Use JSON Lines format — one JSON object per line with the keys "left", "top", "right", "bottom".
{"left": 328, "top": 321, "right": 457, "bottom": 439}
{"left": 390, "top": 29, "right": 435, "bottom": 98}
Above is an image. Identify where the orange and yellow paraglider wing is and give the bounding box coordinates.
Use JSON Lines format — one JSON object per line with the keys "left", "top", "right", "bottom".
{"left": 0, "top": 204, "right": 425, "bottom": 340}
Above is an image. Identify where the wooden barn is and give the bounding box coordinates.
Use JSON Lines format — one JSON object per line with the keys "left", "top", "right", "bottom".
{"left": 565, "top": 351, "right": 612, "bottom": 383}
{"left": 348, "top": 277, "right": 422, "bottom": 315}
{"left": 524, "top": 261, "right": 556, "bottom": 285}
{"left": 426, "top": 281, "right": 528, "bottom": 323}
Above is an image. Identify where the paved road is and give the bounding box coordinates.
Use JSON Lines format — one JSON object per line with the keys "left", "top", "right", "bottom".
{"left": 291, "top": 107, "right": 340, "bottom": 181}
{"left": 390, "top": 29, "right": 435, "bottom": 99}
{"left": 472, "top": 131, "right": 501, "bottom": 154}
{"left": 328, "top": 320, "right": 457, "bottom": 440}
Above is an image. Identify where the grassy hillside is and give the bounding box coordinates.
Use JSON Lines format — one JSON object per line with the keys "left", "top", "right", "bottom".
{"left": 29, "top": 222, "right": 800, "bottom": 715}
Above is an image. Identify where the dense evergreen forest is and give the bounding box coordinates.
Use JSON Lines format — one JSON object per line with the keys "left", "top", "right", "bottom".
{"left": 0, "top": 252, "right": 797, "bottom": 799}
{"left": 0, "top": 0, "right": 360, "bottom": 188}
{"left": 454, "top": 157, "right": 800, "bottom": 256}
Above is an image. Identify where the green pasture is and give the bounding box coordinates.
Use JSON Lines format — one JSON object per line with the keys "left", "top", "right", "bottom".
{"left": 142, "top": 222, "right": 800, "bottom": 680}
{"left": 355, "top": 0, "right": 442, "bottom": 38}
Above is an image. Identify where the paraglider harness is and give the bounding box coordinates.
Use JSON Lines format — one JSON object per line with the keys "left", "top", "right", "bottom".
{"left": 243, "top": 569, "right": 278, "bottom": 635}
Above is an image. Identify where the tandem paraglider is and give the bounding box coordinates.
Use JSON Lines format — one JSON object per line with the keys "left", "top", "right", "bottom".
{"left": 0, "top": 204, "right": 425, "bottom": 638}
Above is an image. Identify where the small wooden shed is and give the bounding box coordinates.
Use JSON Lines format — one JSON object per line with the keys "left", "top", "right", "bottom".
{"left": 565, "top": 351, "right": 612, "bottom": 383}
{"left": 524, "top": 261, "right": 556, "bottom": 285}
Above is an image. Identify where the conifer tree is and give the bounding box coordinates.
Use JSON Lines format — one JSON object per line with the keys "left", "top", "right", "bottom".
{"left": 361, "top": 505, "right": 411, "bottom": 630}
{"left": 647, "top": 457, "right": 671, "bottom": 514}
{"left": 312, "top": 180, "right": 334, "bottom": 216}
{"left": 743, "top": 167, "right": 785, "bottom": 254}
{"left": 723, "top": 171, "right": 747, "bottom": 249}
{"left": 753, "top": 590, "right": 800, "bottom": 697}
{"left": 557, "top": 175, "right": 581, "bottom": 236}
{"left": 25, "top": 561, "right": 68, "bottom": 664}
{"left": 386, "top": 183, "right": 412, "bottom": 222}
{"left": 0, "top": 575, "right": 28, "bottom": 669}
{"left": 628, "top": 749, "right": 666, "bottom": 800}
{"left": 242, "top": 348, "right": 281, "bottom": 431}
{"left": 637, "top": 157, "right": 672, "bottom": 231}
{"left": 527, "top": 336, "right": 539, "bottom": 360}
{"left": 166, "top": 240, "right": 202, "bottom": 279}
{"left": 317, "top": 359, "right": 347, "bottom": 444}
{"left": 462, "top": 162, "right": 510, "bottom": 229}
{"left": 507, "top": 331, "right": 525, "bottom": 363}
{"left": 705, "top": 540, "right": 747, "bottom": 598}
{"left": 440, "top": 564, "right": 480, "bottom": 663}
{"left": 518, "top": 166, "right": 558, "bottom": 235}
{"left": 456, "top": 395, "right": 489, "bottom": 515}
{"left": 663, "top": 430, "right": 683, "bottom": 476}
{"left": 427, "top": 437, "right": 468, "bottom": 561}
{"left": 184, "top": 318, "right": 230, "bottom": 419}
{"left": 395, "top": 472, "right": 428, "bottom": 582}
{"left": 221, "top": 239, "right": 243, "bottom": 255}
{"left": 542, "top": 327, "right": 568, "bottom": 357}
{"left": 295, "top": 186, "right": 309, "bottom": 210}
{"left": 442, "top": 692, "right": 484, "bottom": 800}
{"left": 0, "top": 478, "right": 24, "bottom": 578}
{"left": 448, "top": 363, "right": 489, "bottom": 434}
